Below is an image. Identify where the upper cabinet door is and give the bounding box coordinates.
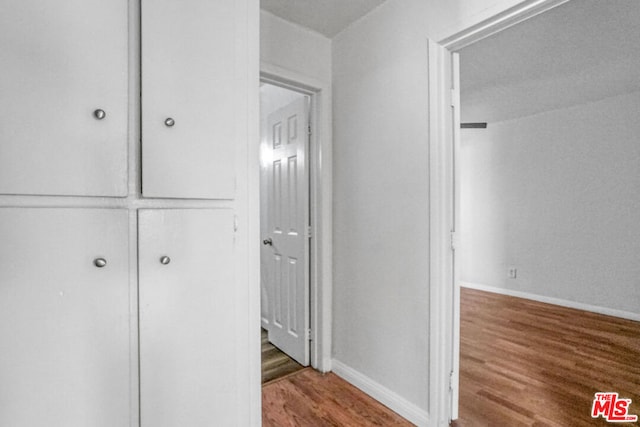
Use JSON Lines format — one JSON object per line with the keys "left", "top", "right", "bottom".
{"left": 141, "top": 0, "right": 238, "bottom": 200}
{"left": 0, "top": 0, "right": 128, "bottom": 197}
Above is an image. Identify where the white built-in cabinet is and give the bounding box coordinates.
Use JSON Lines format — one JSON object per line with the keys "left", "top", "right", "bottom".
{"left": 0, "top": 209, "right": 131, "bottom": 426}
{"left": 0, "top": 0, "right": 129, "bottom": 197}
{"left": 0, "top": 0, "right": 254, "bottom": 425}
{"left": 141, "top": 0, "right": 238, "bottom": 199}
{"left": 139, "top": 209, "right": 238, "bottom": 426}
{"left": 0, "top": 208, "right": 240, "bottom": 426}
{"left": 0, "top": 0, "right": 241, "bottom": 200}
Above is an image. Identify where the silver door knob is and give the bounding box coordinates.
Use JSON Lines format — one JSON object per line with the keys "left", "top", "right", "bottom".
{"left": 160, "top": 256, "right": 171, "bottom": 265}
{"left": 94, "top": 257, "right": 107, "bottom": 268}
{"left": 263, "top": 238, "right": 273, "bottom": 246}
{"left": 93, "top": 109, "right": 106, "bottom": 120}
{"left": 164, "top": 118, "right": 175, "bottom": 127}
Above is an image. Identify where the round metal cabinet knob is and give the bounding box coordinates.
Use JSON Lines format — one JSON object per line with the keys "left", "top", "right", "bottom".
{"left": 94, "top": 258, "right": 107, "bottom": 268}
{"left": 93, "top": 109, "right": 106, "bottom": 120}
{"left": 160, "top": 256, "right": 171, "bottom": 265}
{"left": 164, "top": 118, "right": 175, "bottom": 127}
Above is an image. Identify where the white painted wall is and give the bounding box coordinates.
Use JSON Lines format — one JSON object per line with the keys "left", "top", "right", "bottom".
{"left": 330, "top": 0, "right": 530, "bottom": 422}
{"left": 459, "top": 91, "right": 640, "bottom": 317}
{"left": 261, "top": 10, "right": 331, "bottom": 83}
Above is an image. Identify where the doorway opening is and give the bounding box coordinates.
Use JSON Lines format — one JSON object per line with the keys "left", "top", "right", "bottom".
{"left": 442, "top": 0, "right": 640, "bottom": 424}
{"left": 259, "top": 82, "right": 312, "bottom": 383}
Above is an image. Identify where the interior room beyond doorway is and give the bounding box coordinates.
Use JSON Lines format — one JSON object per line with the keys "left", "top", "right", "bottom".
{"left": 455, "top": 0, "right": 640, "bottom": 424}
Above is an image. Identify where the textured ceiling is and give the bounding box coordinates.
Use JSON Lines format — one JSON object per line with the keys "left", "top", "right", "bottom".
{"left": 460, "top": 0, "right": 640, "bottom": 123}
{"left": 260, "top": 0, "right": 387, "bottom": 38}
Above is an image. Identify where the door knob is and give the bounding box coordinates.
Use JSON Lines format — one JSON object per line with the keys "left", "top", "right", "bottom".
{"left": 94, "top": 257, "right": 107, "bottom": 268}
{"left": 164, "top": 117, "right": 175, "bottom": 127}
{"left": 93, "top": 109, "right": 106, "bottom": 120}
{"left": 160, "top": 256, "right": 171, "bottom": 265}
{"left": 263, "top": 238, "right": 273, "bottom": 246}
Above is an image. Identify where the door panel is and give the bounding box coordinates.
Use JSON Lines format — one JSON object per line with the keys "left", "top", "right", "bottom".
{"left": 261, "top": 97, "right": 310, "bottom": 365}
{"left": 139, "top": 209, "right": 238, "bottom": 426}
{"left": 141, "top": 0, "right": 237, "bottom": 199}
{"left": 0, "top": 208, "right": 131, "bottom": 427}
{"left": 0, "top": 0, "right": 128, "bottom": 197}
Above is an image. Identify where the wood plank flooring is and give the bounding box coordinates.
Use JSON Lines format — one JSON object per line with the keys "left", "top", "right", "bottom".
{"left": 262, "top": 328, "right": 305, "bottom": 384}
{"left": 262, "top": 368, "right": 414, "bottom": 426}
{"left": 455, "top": 288, "right": 640, "bottom": 427}
{"left": 262, "top": 291, "right": 639, "bottom": 426}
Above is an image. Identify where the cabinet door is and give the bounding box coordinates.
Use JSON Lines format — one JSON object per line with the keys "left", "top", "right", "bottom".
{"left": 141, "top": 0, "right": 237, "bottom": 199}
{"left": 139, "top": 209, "right": 238, "bottom": 426}
{"left": 0, "top": 1, "right": 128, "bottom": 197}
{"left": 0, "top": 208, "right": 131, "bottom": 427}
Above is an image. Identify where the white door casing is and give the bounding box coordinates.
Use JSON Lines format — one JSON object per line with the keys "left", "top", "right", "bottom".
{"left": 260, "top": 66, "right": 334, "bottom": 373}
{"left": 451, "top": 52, "right": 462, "bottom": 421}
{"left": 0, "top": 0, "right": 128, "bottom": 197}
{"left": 428, "top": 38, "right": 458, "bottom": 426}
{"left": 261, "top": 97, "right": 310, "bottom": 366}
{"left": 138, "top": 209, "right": 239, "bottom": 426}
{"left": 0, "top": 208, "right": 131, "bottom": 426}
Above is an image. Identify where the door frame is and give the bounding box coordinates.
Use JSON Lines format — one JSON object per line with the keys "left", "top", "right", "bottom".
{"left": 259, "top": 61, "right": 333, "bottom": 372}
{"left": 428, "top": 0, "right": 571, "bottom": 425}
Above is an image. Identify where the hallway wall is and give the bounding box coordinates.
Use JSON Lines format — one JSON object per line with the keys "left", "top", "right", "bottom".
{"left": 261, "top": 10, "right": 331, "bottom": 83}
{"left": 330, "top": 0, "right": 533, "bottom": 423}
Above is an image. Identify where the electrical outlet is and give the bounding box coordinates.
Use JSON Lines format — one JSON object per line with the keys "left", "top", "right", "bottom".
{"left": 508, "top": 267, "right": 517, "bottom": 279}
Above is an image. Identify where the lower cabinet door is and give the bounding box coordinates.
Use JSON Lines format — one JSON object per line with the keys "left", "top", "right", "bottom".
{"left": 138, "top": 209, "right": 238, "bottom": 426}
{"left": 0, "top": 208, "right": 131, "bottom": 427}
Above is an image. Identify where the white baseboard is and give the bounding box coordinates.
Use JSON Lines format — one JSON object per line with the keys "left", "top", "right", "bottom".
{"left": 460, "top": 281, "right": 640, "bottom": 322}
{"left": 331, "top": 359, "right": 429, "bottom": 426}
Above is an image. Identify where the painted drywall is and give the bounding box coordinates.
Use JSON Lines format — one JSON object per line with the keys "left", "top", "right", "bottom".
{"left": 260, "top": 10, "right": 331, "bottom": 84}
{"left": 459, "top": 0, "right": 640, "bottom": 124}
{"left": 459, "top": 91, "right": 640, "bottom": 316}
{"left": 261, "top": 0, "right": 387, "bottom": 38}
{"left": 331, "top": 0, "right": 530, "bottom": 421}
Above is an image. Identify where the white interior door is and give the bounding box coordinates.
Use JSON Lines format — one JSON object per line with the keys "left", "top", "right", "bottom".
{"left": 261, "top": 97, "right": 310, "bottom": 366}
{"left": 139, "top": 209, "right": 239, "bottom": 426}
{"left": 0, "top": 208, "right": 131, "bottom": 426}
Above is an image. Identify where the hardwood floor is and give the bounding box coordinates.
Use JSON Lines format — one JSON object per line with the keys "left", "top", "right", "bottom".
{"left": 455, "top": 288, "right": 640, "bottom": 426}
{"left": 262, "top": 291, "right": 639, "bottom": 426}
{"left": 262, "top": 368, "right": 414, "bottom": 426}
{"left": 261, "top": 328, "right": 305, "bottom": 384}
